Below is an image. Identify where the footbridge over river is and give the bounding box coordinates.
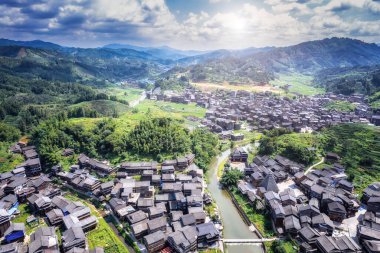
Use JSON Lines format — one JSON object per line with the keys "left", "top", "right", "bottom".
{"left": 222, "top": 238, "right": 277, "bottom": 245}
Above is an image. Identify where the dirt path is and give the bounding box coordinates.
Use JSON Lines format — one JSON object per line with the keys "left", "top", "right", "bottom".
{"left": 305, "top": 157, "right": 325, "bottom": 174}
{"left": 129, "top": 91, "right": 146, "bottom": 107}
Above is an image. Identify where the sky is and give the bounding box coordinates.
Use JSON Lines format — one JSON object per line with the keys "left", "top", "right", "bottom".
{"left": 0, "top": 0, "right": 379, "bottom": 50}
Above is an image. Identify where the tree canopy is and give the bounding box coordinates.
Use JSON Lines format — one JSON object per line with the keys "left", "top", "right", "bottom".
{"left": 126, "top": 118, "right": 191, "bottom": 157}
{"left": 220, "top": 169, "right": 244, "bottom": 188}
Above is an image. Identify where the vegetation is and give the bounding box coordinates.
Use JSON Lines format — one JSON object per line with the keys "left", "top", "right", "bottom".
{"left": 325, "top": 101, "right": 356, "bottom": 112}
{"left": 0, "top": 122, "right": 20, "bottom": 142}
{"left": 230, "top": 187, "right": 275, "bottom": 238}
{"left": 0, "top": 141, "right": 24, "bottom": 173}
{"left": 265, "top": 240, "right": 298, "bottom": 253}
{"left": 259, "top": 130, "right": 322, "bottom": 165}
{"left": 220, "top": 169, "right": 243, "bottom": 188}
{"left": 190, "top": 128, "right": 219, "bottom": 171}
{"left": 258, "top": 124, "right": 380, "bottom": 195}
{"left": 28, "top": 112, "right": 218, "bottom": 172}
{"left": 270, "top": 73, "right": 324, "bottom": 96}
{"left": 126, "top": 118, "right": 191, "bottom": 158}
{"left": 87, "top": 217, "right": 129, "bottom": 253}
{"left": 31, "top": 118, "right": 121, "bottom": 167}
{"left": 154, "top": 75, "right": 190, "bottom": 90}
{"left": 217, "top": 158, "right": 228, "bottom": 178}
{"left": 370, "top": 91, "right": 380, "bottom": 109}
{"left": 313, "top": 64, "right": 380, "bottom": 97}
{"left": 322, "top": 124, "right": 380, "bottom": 194}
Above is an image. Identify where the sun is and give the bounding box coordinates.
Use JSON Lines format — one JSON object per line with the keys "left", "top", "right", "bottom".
{"left": 224, "top": 15, "right": 246, "bottom": 31}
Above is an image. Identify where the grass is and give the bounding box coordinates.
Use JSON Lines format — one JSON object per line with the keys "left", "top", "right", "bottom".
{"left": 200, "top": 249, "right": 223, "bottom": 253}
{"left": 217, "top": 158, "right": 228, "bottom": 178}
{"left": 87, "top": 217, "right": 129, "bottom": 253}
{"left": 230, "top": 187, "right": 275, "bottom": 238}
{"left": 0, "top": 142, "right": 25, "bottom": 173}
{"left": 113, "top": 100, "right": 207, "bottom": 136}
{"left": 99, "top": 86, "right": 144, "bottom": 103}
{"left": 313, "top": 162, "right": 333, "bottom": 170}
{"left": 12, "top": 203, "right": 47, "bottom": 235}
{"left": 270, "top": 73, "right": 325, "bottom": 96}
{"left": 325, "top": 101, "right": 356, "bottom": 112}
{"left": 66, "top": 100, "right": 207, "bottom": 138}
{"left": 58, "top": 153, "right": 79, "bottom": 171}
{"left": 63, "top": 192, "right": 129, "bottom": 253}
{"left": 69, "top": 100, "right": 130, "bottom": 116}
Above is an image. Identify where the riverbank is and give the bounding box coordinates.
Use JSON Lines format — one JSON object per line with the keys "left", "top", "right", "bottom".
{"left": 207, "top": 147, "right": 264, "bottom": 253}
{"left": 229, "top": 187, "right": 275, "bottom": 238}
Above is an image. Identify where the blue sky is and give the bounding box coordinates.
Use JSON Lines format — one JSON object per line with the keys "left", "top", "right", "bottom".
{"left": 0, "top": 0, "right": 379, "bottom": 50}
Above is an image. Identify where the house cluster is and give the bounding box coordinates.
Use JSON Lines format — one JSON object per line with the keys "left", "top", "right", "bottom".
{"left": 9, "top": 143, "right": 42, "bottom": 177}
{"left": 201, "top": 90, "right": 370, "bottom": 133}
{"left": 236, "top": 151, "right": 366, "bottom": 253}
{"left": 1, "top": 143, "right": 104, "bottom": 253}
{"left": 54, "top": 152, "right": 221, "bottom": 253}
{"left": 110, "top": 154, "right": 220, "bottom": 253}
{"left": 358, "top": 183, "right": 380, "bottom": 252}
{"left": 146, "top": 87, "right": 210, "bottom": 108}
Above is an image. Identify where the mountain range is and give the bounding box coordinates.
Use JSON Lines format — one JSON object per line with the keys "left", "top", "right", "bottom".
{"left": 1, "top": 37, "right": 380, "bottom": 86}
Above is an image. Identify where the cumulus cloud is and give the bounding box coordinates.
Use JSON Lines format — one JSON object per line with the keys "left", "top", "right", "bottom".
{"left": 0, "top": 0, "right": 379, "bottom": 49}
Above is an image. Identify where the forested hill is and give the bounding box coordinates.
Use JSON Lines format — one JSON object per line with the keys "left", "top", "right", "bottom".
{"left": 0, "top": 45, "right": 167, "bottom": 84}
{"left": 171, "top": 37, "right": 380, "bottom": 84}
{"left": 251, "top": 37, "right": 380, "bottom": 73}
{"left": 313, "top": 65, "right": 380, "bottom": 95}
{"left": 313, "top": 65, "right": 380, "bottom": 109}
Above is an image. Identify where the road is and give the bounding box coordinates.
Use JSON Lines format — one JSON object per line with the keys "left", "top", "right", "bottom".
{"left": 305, "top": 157, "right": 325, "bottom": 174}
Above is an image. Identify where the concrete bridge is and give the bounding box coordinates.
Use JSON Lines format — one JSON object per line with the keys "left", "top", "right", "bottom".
{"left": 222, "top": 238, "right": 277, "bottom": 244}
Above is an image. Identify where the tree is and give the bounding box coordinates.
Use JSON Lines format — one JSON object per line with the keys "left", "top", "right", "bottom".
{"left": 220, "top": 169, "right": 243, "bottom": 188}
{"left": 271, "top": 241, "right": 288, "bottom": 253}
{"left": 0, "top": 122, "right": 21, "bottom": 142}
{"left": 126, "top": 118, "right": 191, "bottom": 157}
{"left": 190, "top": 128, "right": 219, "bottom": 171}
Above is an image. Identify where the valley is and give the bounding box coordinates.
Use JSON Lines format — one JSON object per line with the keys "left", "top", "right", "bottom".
{"left": 0, "top": 37, "right": 380, "bottom": 253}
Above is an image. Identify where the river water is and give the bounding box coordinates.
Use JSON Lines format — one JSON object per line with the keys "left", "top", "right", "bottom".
{"left": 207, "top": 149, "right": 264, "bottom": 253}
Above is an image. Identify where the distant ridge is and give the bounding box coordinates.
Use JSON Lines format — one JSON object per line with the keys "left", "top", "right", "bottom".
{"left": 0, "top": 38, "right": 62, "bottom": 50}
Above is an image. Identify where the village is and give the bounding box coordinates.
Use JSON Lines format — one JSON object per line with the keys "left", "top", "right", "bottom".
{"left": 230, "top": 146, "right": 380, "bottom": 253}
{"left": 147, "top": 87, "right": 380, "bottom": 139}
{"left": 0, "top": 142, "right": 221, "bottom": 253}
{"left": 0, "top": 87, "right": 378, "bottom": 253}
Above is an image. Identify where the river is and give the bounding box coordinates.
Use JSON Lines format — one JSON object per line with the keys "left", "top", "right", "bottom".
{"left": 207, "top": 148, "right": 264, "bottom": 253}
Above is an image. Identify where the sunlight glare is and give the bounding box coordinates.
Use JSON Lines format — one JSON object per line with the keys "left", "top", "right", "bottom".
{"left": 224, "top": 15, "right": 246, "bottom": 31}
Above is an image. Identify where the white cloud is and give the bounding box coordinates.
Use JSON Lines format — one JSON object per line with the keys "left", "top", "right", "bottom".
{"left": 209, "top": 0, "right": 231, "bottom": 3}
{"left": 0, "top": 0, "right": 380, "bottom": 49}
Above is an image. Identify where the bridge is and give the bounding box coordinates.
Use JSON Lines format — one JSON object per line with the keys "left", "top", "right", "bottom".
{"left": 222, "top": 238, "right": 277, "bottom": 244}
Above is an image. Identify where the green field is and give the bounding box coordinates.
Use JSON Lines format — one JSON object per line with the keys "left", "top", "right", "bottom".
{"left": 67, "top": 100, "right": 207, "bottom": 134}
{"left": 69, "top": 100, "right": 130, "bottom": 116}
{"left": 270, "top": 73, "right": 325, "bottom": 96}
{"left": 325, "top": 101, "right": 356, "bottom": 112}
{"left": 113, "top": 100, "right": 207, "bottom": 135}
{"left": 99, "top": 87, "right": 144, "bottom": 103}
